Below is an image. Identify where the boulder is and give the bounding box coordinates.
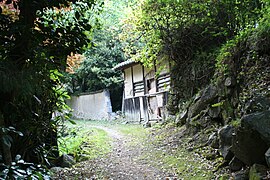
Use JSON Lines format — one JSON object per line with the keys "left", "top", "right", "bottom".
{"left": 231, "top": 126, "right": 268, "bottom": 165}
{"left": 57, "top": 154, "right": 76, "bottom": 168}
{"left": 220, "top": 99, "right": 236, "bottom": 125}
{"left": 241, "top": 110, "right": 270, "bottom": 146}
{"left": 249, "top": 164, "right": 268, "bottom": 180}
{"left": 265, "top": 148, "right": 270, "bottom": 168}
{"left": 175, "top": 109, "right": 187, "bottom": 126}
{"left": 188, "top": 85, "right": 218, "bottom": 118}
{"left": 232, "top": 169, "right": 249, "bottom": 180}
{"left": 229, "top": 156, "right": 244, "bottom": 172}
{"left": 208, "top": 106, "right": 221, "bottom": 118}
{"left": 50, "top": 167, "right": 63, "bottom": 173}
{"left": 199, "top": 85, "right": 218, "bottom": 102}
{"left": 245, "top": 96, "right": 270, "bottom": 114}
{"left": 208, "top": 132, "right": 219, "bottom": 149}
{"left": 218, "top": 125, "right": 234, "bottom": 160}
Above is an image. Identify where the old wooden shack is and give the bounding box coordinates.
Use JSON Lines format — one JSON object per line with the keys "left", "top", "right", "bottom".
{"left": 114, "top": 60, "right": 171, "bottom": 123}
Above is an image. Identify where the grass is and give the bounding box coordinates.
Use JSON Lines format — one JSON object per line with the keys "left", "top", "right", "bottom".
{"left": 116, "top": 124, "right": 148, "bottom": 137}
{"left": 56, "top": 119, "right": 153, "bottom": 179}
{"left": 57, "top": 119, "right": 148, "bottom": 161}
{"left": 58, "top": 120, "right": 112, "bottom": 162}
{"left": 145, "top": 147, "right": 216, "bottom": 179}
{"left": 138, "top": 125, "right": 221, "bottom": 179}
{"left": 57, "top": 119, "right": 222, "bottom": 179}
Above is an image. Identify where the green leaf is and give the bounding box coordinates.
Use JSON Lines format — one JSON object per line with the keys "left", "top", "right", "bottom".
{"left": 68, "top": 119, "right": 76, "bottom": 125}
{"left": 211, "top": 101, "right": 224, "bottom": 107}
{"left": 2, "top": 135, "right": 12, "bottom": 148}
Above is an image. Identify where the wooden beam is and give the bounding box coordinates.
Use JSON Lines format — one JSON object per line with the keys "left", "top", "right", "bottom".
{"left": 123, "top": 71, "right": 126, "bottom": 99}
{"left": 122, "top": 71, "right": 126, "bottom": 112}
{"left": 131, "top": 66, "right": 135, "bottom": 97}
{"left": 142, "top": 65, "right": 146, "bottom": 95}
{"left": 154, "top": 60, "right": 159, "bottom": 92}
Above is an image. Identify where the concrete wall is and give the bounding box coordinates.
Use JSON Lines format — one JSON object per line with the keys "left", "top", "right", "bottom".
{"left": 66, "top": 90, "right": 112, "bottom": 120}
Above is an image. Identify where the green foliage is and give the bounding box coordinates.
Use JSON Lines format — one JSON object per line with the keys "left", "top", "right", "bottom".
{"left": 58, "top": 120, "right": 112, "bottom": 162}
{"left": 230, "top": 119, "right": 241, "bottom": 127}
{"left": 125, "top": 0, "right": 263, "bottom": 63}
{"left": 0, "top": 0, "right": 101, "bottom": 171}
{"left": 0, "top": 155, "right": 49, "bottom": 179}
{"left": 215, "top": 2, "right": 270, "bottom": 117}
{"left": 37, "top": 0, "right": 101, "bottom": 54}
{"left": 63, "top": 0, "right": 137, "bottom": 111}
{"left": 68, "top": 28, "right": 124, "bottom": 93}
{"left": 249, "top": 165, "right": 261, "bottom": 180}
{"left": 124, "top": 0, "right": 265, "bottom": 113}
{"left": 64, "top": 0, "right": 130, "bottom": 93}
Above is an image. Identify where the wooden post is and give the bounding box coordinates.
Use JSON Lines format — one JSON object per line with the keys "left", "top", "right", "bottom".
{"left": 131, "top": 66, "right": 135, "bottom": 97}
{"left": 154, "top": 60, "right": 158, "bottom": 92}
{"left": 142, "top": 65, "right": 146, "bottom": 95}
{"left": 122, "top": 71, "right": 126, "bottom": 112}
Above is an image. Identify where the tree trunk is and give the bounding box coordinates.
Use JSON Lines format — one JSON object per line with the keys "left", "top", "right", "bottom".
{"left": 0, "top": 113, "right": 12, "bottom": 165}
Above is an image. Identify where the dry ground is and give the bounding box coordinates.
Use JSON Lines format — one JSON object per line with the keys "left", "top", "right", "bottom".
{"left": 51, "top": 121, "right": 222, "bottom": 180}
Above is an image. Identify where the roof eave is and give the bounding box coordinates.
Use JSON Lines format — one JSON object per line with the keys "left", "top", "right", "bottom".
{"left": 113, "top": 60, "right": 139, "bottom": 71}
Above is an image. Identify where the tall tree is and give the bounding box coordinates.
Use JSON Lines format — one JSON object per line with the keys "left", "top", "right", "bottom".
{"left": 63, "top": 0, "right": 137, "bottom": 111}
{"left": 0, "top": 0, "right": 100, "bottom": 168}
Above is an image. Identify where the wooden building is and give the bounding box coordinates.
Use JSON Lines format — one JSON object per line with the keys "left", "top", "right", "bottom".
{"left": 114, "top": 60, "right": 171, "bottom": 123}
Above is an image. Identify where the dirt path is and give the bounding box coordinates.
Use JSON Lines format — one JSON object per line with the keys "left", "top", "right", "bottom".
{"left": 53, "top": 125, "right": 172, "bottom": 180}
{"left": 91, "top": 125, "right": 167, "bottom": 179}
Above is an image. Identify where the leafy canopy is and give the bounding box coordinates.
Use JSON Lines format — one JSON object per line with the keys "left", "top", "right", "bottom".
{"left": 63, "top": 0, "right": 137, "bottom": 94}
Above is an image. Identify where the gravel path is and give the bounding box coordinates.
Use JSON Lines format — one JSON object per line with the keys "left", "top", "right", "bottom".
{"left": 52, "top": 125, "right": 171, "bottom": 180}
{"left": 91, "top": 125, "right": 167, "bottom": 179}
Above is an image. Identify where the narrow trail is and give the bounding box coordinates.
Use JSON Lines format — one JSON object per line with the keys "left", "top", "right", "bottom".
{"left": 88, "top": 125, "right": 167, "bottom": 179}
{"left": 53, "top": 124, "right": 171, "bottom": 180}
{"left": 90, "top": 125, "right": 124, "bottom": 140}
{"left": 53, "top": 122, "right": 230, "bottom": 179}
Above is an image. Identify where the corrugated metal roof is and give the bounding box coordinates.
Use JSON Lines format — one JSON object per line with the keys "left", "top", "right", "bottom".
{"left": 113, "top": 59, "right": 138, "bottom": 70}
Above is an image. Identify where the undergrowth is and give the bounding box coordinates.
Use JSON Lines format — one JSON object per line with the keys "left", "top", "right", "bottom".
{"left": 58, "top": 120, "right": 112, "bottom": 162}
{"left": 139, "top": 124, "right": 224, "bottom": 179}
{"left": 57, "top": 120, "right": 227, "bottom": 179}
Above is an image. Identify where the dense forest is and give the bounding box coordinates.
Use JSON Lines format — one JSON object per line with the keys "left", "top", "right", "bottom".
{"left": 0, "top": 0, "right": 270, "bottom": 179}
